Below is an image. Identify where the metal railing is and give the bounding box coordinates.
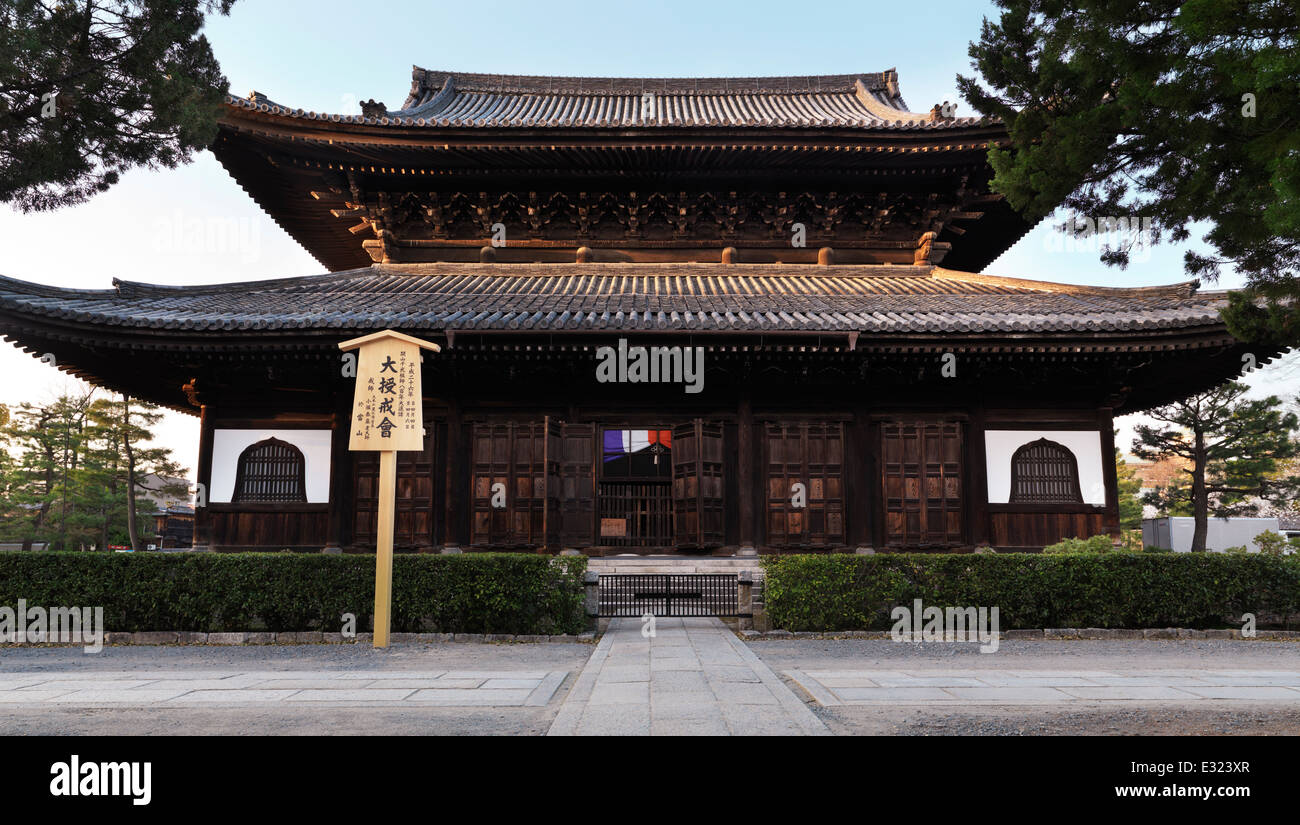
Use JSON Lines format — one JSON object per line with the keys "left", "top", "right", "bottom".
{"left": 597, "top": 573, "right": 745, "bottom": 617}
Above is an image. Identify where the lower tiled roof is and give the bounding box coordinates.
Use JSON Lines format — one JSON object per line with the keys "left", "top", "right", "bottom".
{"left": 0, "top": 263, "right": 1222, "bottom": 336}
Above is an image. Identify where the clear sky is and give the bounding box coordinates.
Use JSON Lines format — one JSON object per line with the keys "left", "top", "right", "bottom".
{"left": 1, "top": 0, "right": 1295, "bottom": 476}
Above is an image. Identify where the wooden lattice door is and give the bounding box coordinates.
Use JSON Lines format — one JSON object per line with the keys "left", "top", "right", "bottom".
{"left": 469, "top": 421, "right": 548, "bottom": 548}
{"left": 672, "top": 420, "right": 725, "bottom": 549}
{"left": 764, "top": 421, "right": 845, "bottom": 548}
{"left": 553, "top": 422, "right": 595, "bottom": 550}
{"left": 881, "top": 420, "right": 963, "bottom": 548}
{"left": 353, "top": 427, "right": 435, "bottom": 550}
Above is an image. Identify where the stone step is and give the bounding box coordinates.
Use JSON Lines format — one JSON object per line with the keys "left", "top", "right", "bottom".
{"left": 588, "top": 556, "right": 765, "bottom": 575}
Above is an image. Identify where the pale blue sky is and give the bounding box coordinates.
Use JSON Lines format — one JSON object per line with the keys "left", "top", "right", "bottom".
{"left": 1, "top": 0, "right": 1294, "bottom": 470}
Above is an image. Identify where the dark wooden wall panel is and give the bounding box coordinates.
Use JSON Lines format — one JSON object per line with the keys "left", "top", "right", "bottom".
{"left": 989, "top": 511, "right": 1108, "bottom": 549}
{"left": 210, "top": 509, "right": 330, "bottom": 549}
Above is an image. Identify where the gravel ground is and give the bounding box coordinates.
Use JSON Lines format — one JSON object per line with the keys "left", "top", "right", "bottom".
{"left": 0, "top": 642, "right": 592, "bottom": 735}
{"left": 806, "top": 704, "right": 1300, "bottom": 736}
{"left": 747, "top": 637, "right": 1300, "bottom": 670}
{"left": 748, "top": 638, "right": 1300, "bottom": 735}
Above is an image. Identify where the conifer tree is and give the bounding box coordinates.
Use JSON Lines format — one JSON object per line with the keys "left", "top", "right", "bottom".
{"left": 1132, "top": 382, "right": 1300, "bottom": 551}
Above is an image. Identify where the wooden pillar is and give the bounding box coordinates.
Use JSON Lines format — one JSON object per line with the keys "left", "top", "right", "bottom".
{"left": 1099, "top": 406, "right": 1121, "bottom": 540}
{"left": 442, "top": 398, "right": 463, "bottom": 552}
{"left": 968, "top": 405, "right": 990, "bottom": 547}
{"left": 866, "top": 415, "right": 883, "bottom": 551}
{"left": 737, "top": 394, "right": 756, "bottom": 554}
{"left": 848, "top": 404, "right": 875, "bottom": 552}
{"left": 192, "top": 404, "right": 215, "bottom": 551}
{"left": 324, "top": 404, "right": 352, "bottom": 553}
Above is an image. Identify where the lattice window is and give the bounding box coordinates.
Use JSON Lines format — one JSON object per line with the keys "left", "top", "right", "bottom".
{"left": 1009, "top": 439, "right": 1082, "bottom": 504}
{"left": 232, "top": 438, "right": 307, "bottom": 503}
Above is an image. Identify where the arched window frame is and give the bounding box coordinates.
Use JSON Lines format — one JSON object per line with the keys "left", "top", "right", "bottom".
{"left": 1009, "top": 438, "right": 1083, "bottom": 504}
{"left": 232, "top": 437, "right": 308, "bottom": 503}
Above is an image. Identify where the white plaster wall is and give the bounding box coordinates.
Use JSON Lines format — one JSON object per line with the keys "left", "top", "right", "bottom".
{"left": 985, "top": 430, "right": 1106, "bottom": 505}
{"left": 210, "top": 429, "right": 332, "bottom": 503}
{"left": 1167, "top": 517, "right": 1281, "bottom": 553}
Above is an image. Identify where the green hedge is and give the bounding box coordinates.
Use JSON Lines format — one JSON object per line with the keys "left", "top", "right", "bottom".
{"left": 762, "top": 553, "right": 1300, "bottom": 631}
{"left": 0, "top": 552, "right": 587, "bottom": 634}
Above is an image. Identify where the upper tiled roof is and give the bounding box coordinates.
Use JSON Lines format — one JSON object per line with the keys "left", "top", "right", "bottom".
{"left": 226, "top": 67, "right": 987, "bottom": 130}
{"left": 0, "top": 263, "right": 1223, "bottom": 338}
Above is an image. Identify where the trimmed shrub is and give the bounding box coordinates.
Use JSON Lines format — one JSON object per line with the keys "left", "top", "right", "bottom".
{"left": 0, "top": 552, "right": 587, "bottom": 635}
{"left": 1042, "top": 535, "right": 1115, "bottom": 554}
{"left": 1252, "top": 531, "right": 1290, "bottom": 557}
{"left": 761, "top": 553, "right": 1300, "bottom": 632}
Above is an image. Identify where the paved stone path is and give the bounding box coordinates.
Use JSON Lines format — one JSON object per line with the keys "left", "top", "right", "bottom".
{"left": 786, "top": 669, "right": 1300, "bottom": 706}
{"left": 0, "top": 669, "right": 568, "bottom": 707}
{"left": 548, "top": 617, "right": 828, "bottom": 735}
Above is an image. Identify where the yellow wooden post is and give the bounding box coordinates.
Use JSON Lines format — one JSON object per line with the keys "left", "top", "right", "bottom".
{"left": 373, "top": 450, "right": 397, "bottom": 647}
{"left": 338, "top": 330, "right": 441, "bottom": 650}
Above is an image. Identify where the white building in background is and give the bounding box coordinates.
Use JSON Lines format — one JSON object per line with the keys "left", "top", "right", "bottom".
{"left": 1142, "top": 516, "right": 1283, "bottom": 553}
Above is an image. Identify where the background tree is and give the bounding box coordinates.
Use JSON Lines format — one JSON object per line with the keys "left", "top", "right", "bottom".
{"left": 1115, "top": 447, "right": 1144, "bottom": 531}
{"left": 1132, "top": 381, "right": 1300, "bottom": 551}
{"left": 0, "top": 391, "right": 186, "bottom": 549}
{"left": 0, "top": 403, "right": 16, "bottom": 531}
{"left": 958, "top": 1, "right": 1300, "bottom": 345}
{"left": 86, "top": 394, "right": 188, "bottom": 550}
{"left": 0, "top": 0, "right": 235, "bottom": 211}
{"left": 1, "top": 391, "right": 94, "bottom": 549}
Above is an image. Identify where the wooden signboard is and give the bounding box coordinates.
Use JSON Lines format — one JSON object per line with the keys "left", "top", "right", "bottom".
{"left": 339, "top": 330, "right": 441, "bottom": 648}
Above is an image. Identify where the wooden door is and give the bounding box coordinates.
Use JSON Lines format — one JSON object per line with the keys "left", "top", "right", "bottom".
{"left": 672, "top": 420, "right": 725, "bottom": 549}
{"left": 765, "top": 421, "right": 845, "bottom": 548}
{"left": 881, "top": 420, "right": 963, "bottom": 548}
{"left": 469, "top": 421, "right": 547, "bottom": 548}
{"left": 353, "top": 426, "right": 435, "bottom": 550}
{"left": 552, "top": 422, "right": 595, "bottom": 550}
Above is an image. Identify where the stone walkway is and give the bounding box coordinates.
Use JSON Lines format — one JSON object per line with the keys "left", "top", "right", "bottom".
{"left": 0, "top": 670, "right": 568, "bottom": 706}
{"left": 547, "top": 617, "right": 828, "bottom": 735}
{"left": 786, "top": 669, "right": 1300, "bottom": 706}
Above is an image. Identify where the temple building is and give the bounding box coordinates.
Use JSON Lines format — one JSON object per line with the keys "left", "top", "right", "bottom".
{"left": 0, "top": 68, "right": 1268, "bottom": 555}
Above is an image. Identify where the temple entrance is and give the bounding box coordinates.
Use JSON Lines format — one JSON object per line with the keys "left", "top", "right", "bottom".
{"left": 598, "top": 428, "right": 673, "bottom": 549}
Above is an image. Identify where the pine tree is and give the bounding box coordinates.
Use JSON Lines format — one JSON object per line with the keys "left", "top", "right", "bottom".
{"left": 2, "top": 392, "right": 95, "bottom": 549}
{"left": 958, "top": 1, "right": 1300, "bottom": 346}
{"left": 0, "top": 0, "right": 236, "bottom": 211}
{"left": 1132, "top": 382, "right": 1300, "bottom": 551}
{"left": 86, "top": 394, "right": 188, "bottom": 550}
{"left": 0, "top": 392, "right": 187, "bottom": 550}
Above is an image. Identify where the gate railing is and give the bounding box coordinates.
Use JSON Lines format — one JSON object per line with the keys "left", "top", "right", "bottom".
{"left": 594, "top": 573, "right": 751, "bottom": 618}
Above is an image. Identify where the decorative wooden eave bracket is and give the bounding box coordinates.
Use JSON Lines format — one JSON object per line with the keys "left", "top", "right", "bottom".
{"left": 913, "top": 231, "right": 952, "bottom": 265}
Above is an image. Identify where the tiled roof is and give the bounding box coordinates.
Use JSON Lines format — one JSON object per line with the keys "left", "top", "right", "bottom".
{"left": 227, "top": 68, "right": 987, "bottom": 130}
{"left": 0, "top": 263, "right": 1223, "bottom": 337}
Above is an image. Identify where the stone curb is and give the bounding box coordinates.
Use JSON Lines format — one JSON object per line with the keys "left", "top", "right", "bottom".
{"left": 739, "top": 628, "right": 1300, "bottom": 641}
{"left": 2, "top": 631, "right": 599, "bottom": 647}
